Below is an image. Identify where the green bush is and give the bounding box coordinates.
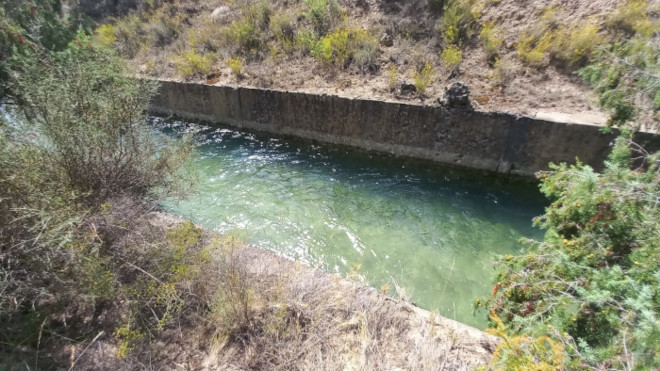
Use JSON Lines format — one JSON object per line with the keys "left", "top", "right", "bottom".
{"left": 174, "top": 49, "right": 216, "bottom": 78}
{"left": 438, "top": 0, "right": 479, "bottom": 45}
{"left": 485, "top": 137, "right": 660, "bottom": 369}
{"left": 579, "top": 36, "right": 659, "bottom": 129}
{"left": 304, "top": 0, "right": 343, "bottom": 36}
{"left": 144, "top": 3, "right": 184, "bottom": 48}
{"left": 228, "top": 55, "right": 244, "bottom": 76}
{"left": 240, "top": 0, "right": 272, "bottom": 30}
{"left": 486, "top": 313, "right": 566, "bottom": 369}
{"left": 112, "top": 13, "right": 146, "bottom": 58}
{"left": 224, "top": 18, "right": 263, "bottom": 55}
{"left": 350, "top": 28, "right": 379, "bottom": 72}
{"left": 440, "top": 44, "right": 462, "bottom": 71}
{"left": 479, "top": 21, "right": 503, "bottom": 58}
{"left": 313, "top": 27, "right": 350, "bottom": 67}
{"left": 270, "top": 12, "right": 296, "bottom": 55}
{"left": 13, "top": 35, "right": 194, "bottom": 203}
{"left": 311, "top": 26, "right": 379, "bottom": 71}
{"left": 549, "top": 23, "right": 607, "bottom": 67}
{"left": 96, "top": 23, "right": 117, "bottom": 46}
{"left": 606, "top": 0, "right": 654, "bottom": 37}
{"left": 516, "top": 31, "right": 552, "bottom": 65}
{"left": 294, "top": 27, "right": 318, "bottom": 55}
{"left": 412, "top": 62, "right": 434, "bottom": 94}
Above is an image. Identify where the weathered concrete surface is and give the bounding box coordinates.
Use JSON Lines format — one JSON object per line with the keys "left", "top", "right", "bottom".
{"left": 150, "top": 80, "right": 660, "bottom": 176}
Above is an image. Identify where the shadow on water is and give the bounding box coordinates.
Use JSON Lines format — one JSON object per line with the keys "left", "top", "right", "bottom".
{"left": 154, "top": 117, "right": 547, "bottom": 329}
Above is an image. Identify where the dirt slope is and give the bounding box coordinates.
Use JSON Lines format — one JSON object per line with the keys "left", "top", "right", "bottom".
{"left": 114, "top": 0, "right": 635, "bottom": 125}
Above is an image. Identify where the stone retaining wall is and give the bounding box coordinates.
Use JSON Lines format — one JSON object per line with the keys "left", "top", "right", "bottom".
{"left": 151, "top": 80, "right": 659, "bottom": 176}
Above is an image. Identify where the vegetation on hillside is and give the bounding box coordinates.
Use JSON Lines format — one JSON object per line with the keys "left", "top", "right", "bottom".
{"left": 93, "top": 0, "right": 658, "bottom": 126}
{"left": 480, "top": 3, "right": 660, "bottom": 368}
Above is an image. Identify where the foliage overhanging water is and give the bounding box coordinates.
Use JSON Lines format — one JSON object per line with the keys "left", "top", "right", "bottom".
{"left": 157, "top": 118, "right": 545, "bottom": 328}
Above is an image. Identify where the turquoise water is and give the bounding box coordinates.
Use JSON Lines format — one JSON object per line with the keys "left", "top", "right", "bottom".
{"left": 157, "top": 119, "right": 545, "bottom": 328}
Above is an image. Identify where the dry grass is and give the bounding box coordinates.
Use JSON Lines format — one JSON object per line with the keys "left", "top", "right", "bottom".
{"left": 68, "top": 213, "right": 495, "bottom": 370}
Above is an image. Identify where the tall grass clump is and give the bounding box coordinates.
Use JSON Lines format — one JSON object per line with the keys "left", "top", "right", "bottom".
{"left": 228, "top": 56, "right": 244, "bottom": 76}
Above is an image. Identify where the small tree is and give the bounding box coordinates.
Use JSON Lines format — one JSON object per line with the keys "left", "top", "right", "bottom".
{"left": 10, "top": 33, "right": 193, "bottom": 205}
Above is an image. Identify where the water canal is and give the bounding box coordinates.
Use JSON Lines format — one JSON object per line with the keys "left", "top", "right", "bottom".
{"left": 157, "top": 118, "right": 546, "bottom": 328}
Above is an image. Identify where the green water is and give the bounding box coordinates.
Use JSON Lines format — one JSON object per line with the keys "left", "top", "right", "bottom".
{"left": 158, "top": 119, "right": 545, "bottom": 329}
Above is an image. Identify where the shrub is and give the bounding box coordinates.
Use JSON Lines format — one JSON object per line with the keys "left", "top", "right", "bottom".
{"left": 228, "top": 56, "right": 244, "bottom": 76}
{"left": 112, "top": 13, "right": 146, "bottom": 58}
{"left": 174, "top": 50, "right": 216, "bottom": 78}
{"left": 294, "top": 27, "right": 318, "bottom": 55}
{"left": 485, "top": 137, "right": 660, "bottom": 369}
{"left": 479, "top": 21, "right": 503, "bottom": 58}
{"left": 350, "top": 28, "right": 379, "bottom": 72}
{"left": 271, "top": 13, "right": 295, "bottom": 43}
{"left": 440, "top": 44, "right": 463, "bottom": 71}
{"left": 240, "top": 0, "right": 272, "bottom": 30}
{"left": 270, "top": 12, "right": 296, "bottom": 54}
{"left": 486, "top": 313, "right": 565, "bottom": 369}
{"left": 579, "top": 36, "right": 659, "bottom": 129}
{"left": 304, "top": 0, "right": 343, "bottom": 36}
{"left": 96, "top": 23, "right": 117, "bottom": 46}
{"left": 312, "top": 26, "right": 379, "bottom": 71}
{"left": 549, "top": 23, "right": 607, "bottom": 67}
{"left": 516, "top": 31, "right": 552, "bottom": 65}
{"left": 187, "top": 18, "right": 223, "bottom": 53}
{"left": 13, "top": 34, "right": 194, "bottom": 204}
{"left": 313, "top": 28, "right": 350, "bottom": 67}
{"left": 412, "top": 61, "right": 434, "bottom": 94}
{"left": 438, "top": 0, "right": 479, "bottom": 46}
{"left": 2, "top": 34, "right": 196, "bottom": 361}
{"left": 223, "top": 19, "right": 263, "bottom": 55}
{"left": 144, "top": 3, "right": 184, "bottom": 48}
{"left": 606, "top": 0, "right": 654, "bottom": 37}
